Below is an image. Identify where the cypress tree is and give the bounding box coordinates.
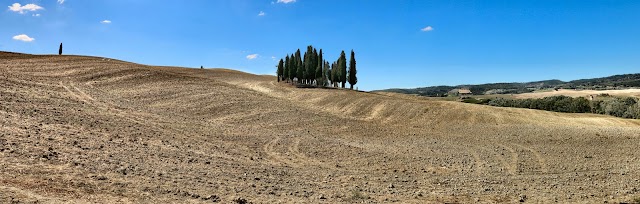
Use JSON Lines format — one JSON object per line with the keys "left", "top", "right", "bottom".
{"left": 338, "top": 50, "right": 347, "bottom": 88}
{"left": 296, "top": 49, "right": 303, "bottom": 84}
{"left": 331, "top": 62, "right": 338, "bottom": 87}
{"left": 277, "top": 59, "right": 284, "bottom": 82}
{"left": 303, "top": 46, "right": 310, "bottom": 84}
{"left": 348, "top": 50, "right": 357, "bottom": 89}
{"left": 58, "top": 43, "right": 63, "bottom": 55}
{"left": 323, "top": 60, "right": 329, "bottom": 87}
{"left": 284, "top": 55, "right": 290, "bottom": 82}
{"left": 289, "top": 54, "right": 296, "bottom": 82}
{"left": 316, "top": 49, "right": 323, "bottom": 86}
{"left": 310, "top": 48, "right": 318, "bottom": 84}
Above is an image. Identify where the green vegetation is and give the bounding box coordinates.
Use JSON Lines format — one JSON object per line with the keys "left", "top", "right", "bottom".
{"left": 295, "top": 49, "right": 303, "bottom": 82}
{"left": 316, "top": 49, "right": 324, "bottom": 86}
{"left": 338, "top": 50, "right": 347, "bottom": 88}
{"left": 58, "top": 43, "right": 63, "bottom": 55}
{"left": 380, "top": 80, "right": 563, "bottom": 96}
{"left": 563, "top": 74, "right": 640, "bottom": 88}
{"left": 378, "top": 74, "right": 640, "bottom": 97}
{"left": 463, "top": 95, "right": 640, "bottom": 119}
{"left": 276, "top": 59, "right": 284, "bottom": 82}
{"left": 276, "top": 45, "right": 358, "bottom": 89}
{"left": 348, "top": 49, "right": 357, "bottom": 90}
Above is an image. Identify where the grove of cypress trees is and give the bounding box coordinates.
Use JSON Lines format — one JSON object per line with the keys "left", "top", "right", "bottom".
{"left": 348, "top": 50, "right": 357, "bottom": 89}
{"left": 278, "top": 46, "right": 358, "bottom": 89}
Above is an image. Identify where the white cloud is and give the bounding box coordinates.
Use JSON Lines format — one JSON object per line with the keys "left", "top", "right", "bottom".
{"left": 32, "top": 13, "right": 40, "bottom": 17}
{"left": 8, "top": 3, "right": 44, "bottom": 14}
{"left": 101, "top": 20, "right": 112, "bottom": 24}
{"left": 420, "top": 26, "right": 434, "bottom": 32}
{"left": 57, "top": 0, "right": 65, "bottom": 4}
{"left": 277, "top": 0, "right": 296, "bottom": 4}
{"left": 258, "top": 11, "right": 265, "bottom": 16}
{"left": 246, "top": 54, "right": 259, "bottom": 60}
{"left": 12, "top": 34, "right": 34, "bottom": 42}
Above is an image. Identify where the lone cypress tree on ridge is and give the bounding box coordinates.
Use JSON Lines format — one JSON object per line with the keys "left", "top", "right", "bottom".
{"left": 58, "top": 43, "right": 63, "bottom": 55}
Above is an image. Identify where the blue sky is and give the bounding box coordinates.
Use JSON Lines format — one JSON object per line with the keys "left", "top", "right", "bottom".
{"left": 2, "top": 0, "right": 640, "bottom": 91}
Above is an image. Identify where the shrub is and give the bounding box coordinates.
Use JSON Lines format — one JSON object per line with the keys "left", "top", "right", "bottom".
{"left": 600, "top": 97, "right": 635, "bottom": 118}
{"left": 624, "top": 102, "right": 640, "bottom": 119}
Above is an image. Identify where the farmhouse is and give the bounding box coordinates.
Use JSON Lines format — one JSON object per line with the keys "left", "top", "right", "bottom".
{"left": 449, "top": 88, "right": 473, "bottom": 96}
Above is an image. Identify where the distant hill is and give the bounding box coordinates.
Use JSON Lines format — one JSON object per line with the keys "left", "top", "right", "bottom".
{"left": 377, "top": 74, "right": 640, "bottom": 97}
{"left": 561, "top": 73, "right": 640, "bottom": 88}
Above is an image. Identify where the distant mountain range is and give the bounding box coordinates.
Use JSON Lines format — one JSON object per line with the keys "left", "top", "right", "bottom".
{"left": 376, "top": 73, "right": 640, "bottom": 97}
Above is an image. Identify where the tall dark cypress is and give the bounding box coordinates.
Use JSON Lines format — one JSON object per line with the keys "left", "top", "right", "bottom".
{"left": 277, "top": 59, "right": 284, "bottom": 82}
{"left": 348, "top": 50, "right": 357, "bottom": 89}
{"left": 323, "top": 60, "right": 329, "bottom": 87}
{"left": 58, "top": 43, "right": 63, "bottom": 55}
{"left": 311, "top": 48, "right": 318, "bottom": 84}
{"left": 303, "top": 46, "right": 309, "bottom": 84}
{"left": 331, "top": 62, "right": 338, "bottom": 87}
{"left": 339, "top": 50, "right": 347, "bottom": 88}
{"left": 316, "top": 49, "right": 323, "bottom": 86}
{"left": 296, "top": 49, "right": 303, "bottom": 84}
{"left": 284, "top": 55, "right": 290, "bottom": 82}
{"left": 289, "top": 54, "right": 296, "bottom": 82}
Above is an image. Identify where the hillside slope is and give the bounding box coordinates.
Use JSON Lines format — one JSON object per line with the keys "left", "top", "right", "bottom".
{"left": 1, "top": 52, "right": 639, "bottom": 203}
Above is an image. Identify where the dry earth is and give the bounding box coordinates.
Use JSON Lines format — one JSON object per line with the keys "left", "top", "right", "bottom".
{"left": 513, "top": 89, "right": 640, "bottom": 99}
{"left": 1, "top": 52, "right": 640, "bottom": 203}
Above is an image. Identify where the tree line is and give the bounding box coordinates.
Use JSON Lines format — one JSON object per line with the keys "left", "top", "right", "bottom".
{"left": 463, "top": 95, "right": 640, "bottom": 119}
{"left": 276, "top": 45, "right": 358, "bottom": 89}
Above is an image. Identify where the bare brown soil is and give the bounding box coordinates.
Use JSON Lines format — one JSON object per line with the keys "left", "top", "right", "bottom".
{"left": 1, "top": 52, "right": 639, "bottom": 203}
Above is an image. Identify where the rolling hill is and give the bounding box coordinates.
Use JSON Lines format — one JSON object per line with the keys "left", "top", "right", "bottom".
{"left": 1, "top": 51, "right": 639, "bottom": 203}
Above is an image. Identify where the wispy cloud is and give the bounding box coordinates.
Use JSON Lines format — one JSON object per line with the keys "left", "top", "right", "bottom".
{"left": 12, "top": 34, "right": 34, "bottom": 42}
{"left": 246, "top": 54, "right": 259, "bottom": 60}
{"left": 57, "top": 0, "right": 65, "bottom": 4}
{"left": 277, "top": 0, "right": 296, "bottom": 4}
{"left": 258, "top": 11, "right": 265, "bottom": 16}
{"left": 420, "top": 26, "right": 434, "bottom": 32}
{"left": 101, "top": 20, "right": 112, "bottom": 24}
{"left": 32, "top": 13, "right": 40, "bottom": 17}
{"left": 8, "top": 3, "right": 43, "bottom": 14}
